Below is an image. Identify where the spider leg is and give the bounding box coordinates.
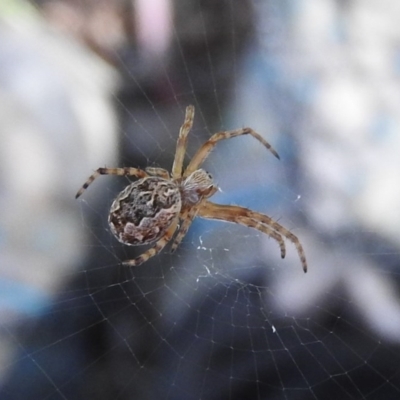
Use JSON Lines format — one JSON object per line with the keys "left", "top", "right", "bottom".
{"left": 198, "top": 201, "right": 307, "bottom": 272}
{"left": 75, "top": 167, "right": 148, "bottom": 199}
{"left": 184, "top": 127, "right": 280, "bottom": 177}
{"left": 170, "top": 207, "right": 199, "bottom": 253}
{"left": 145, "top": 167, "right": 170, "bottom": 179}
{"left": 172, "top": 105, "right": 195, "bottom": 179}
{"left": 235, "top": 216, "right": 286, "bottom": 259}
{"left": 198, "top": 202, "right": 285, "bottom": 260}
{"left": 122, "top": 219, "right": 179, "bottom": 267}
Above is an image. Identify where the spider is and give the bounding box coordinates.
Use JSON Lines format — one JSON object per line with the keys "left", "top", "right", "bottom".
{"left": 76, "top": 105, "right": 307, "bottom": 272}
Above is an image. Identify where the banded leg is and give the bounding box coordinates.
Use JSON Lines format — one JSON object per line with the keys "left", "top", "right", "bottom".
{"left": 198, "top": 203, "right": 285, "bottom": 260}
{"left": 145, "top": 167, "right": 170, "bottom": 179}
{"left": 184, "top": 127, "right": 280, "bottom": 177}
{"left": 199, "top": 201, "right": 307, "bottom": 272}
{"left": 172, "top": 105, "right": 195, "bottom": 179}
{"left": 170, "top": 207, "right": 199, "bottom": 253}
{"left": 236, "top": 216, "right": 286, "bottom": 259}
{"left": 123, "top": 219, "right": 179, "bottom": 267}
{"left": 75, "top": 167, "right": 148, "bottom": 199}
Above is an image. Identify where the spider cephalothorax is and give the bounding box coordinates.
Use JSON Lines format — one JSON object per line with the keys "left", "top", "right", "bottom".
{"left": 76, "top": 105, "right": 307, "bottom": 272}
{"left": 180, "top": 169, "right": 217, "bottom": 206}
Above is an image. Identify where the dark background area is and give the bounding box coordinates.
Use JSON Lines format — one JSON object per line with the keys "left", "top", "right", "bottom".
{"left": 1, "top": 1, "right": 400, "bottom": 399}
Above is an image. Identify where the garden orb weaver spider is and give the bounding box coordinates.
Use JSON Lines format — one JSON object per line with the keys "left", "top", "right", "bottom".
{"left": 76, "top": 105, "right": 307, "bottom": 272}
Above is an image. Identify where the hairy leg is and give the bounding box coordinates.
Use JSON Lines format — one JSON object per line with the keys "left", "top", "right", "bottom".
{"left": 170, "top": 207, "right": 199, "bottom": 253}
{"left": 184, "top": 127, "right": 279, "bottom": 177}
{"left": 199, "top": 201, "right": 307, "bottom": 272}
{"left": 123, "top": 219, "right": 179, "bottom": 266}
{"left": 146, "top": 167, "right": 170, "bottom": 179}
{"left": 76, "top": 167, "right": 148, "bottom": 198}
{"left": 172, "top": 105, "right": 195, "bottom": 179}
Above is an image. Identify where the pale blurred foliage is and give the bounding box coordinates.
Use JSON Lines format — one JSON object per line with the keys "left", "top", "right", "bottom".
{"left": 0, "top": 2, "right": 118, "bottom": 382}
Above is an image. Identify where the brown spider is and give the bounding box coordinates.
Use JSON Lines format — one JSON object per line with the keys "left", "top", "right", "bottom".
{"left": 76, "top": 105, "right": 307, "bottom": 272}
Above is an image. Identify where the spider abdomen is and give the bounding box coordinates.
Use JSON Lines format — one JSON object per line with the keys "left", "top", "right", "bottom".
{"left": 108, "top": 177, "right": 181, "bottom": 246}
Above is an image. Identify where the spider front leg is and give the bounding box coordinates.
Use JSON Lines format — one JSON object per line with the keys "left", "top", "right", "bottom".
{"left": 198, "top": 203, "right": 286, "bottom": 260}
{"left": 172, "top": 105, "right": 195, "bottom": 179}
{"left": 199, "top": 201, "right": 307, "bottom": 272}
{"left": 123, "top": 219, "right": 179, "bottom": 267}
{"left": 184, "top": 127, "right": 280, "bottom": 177}
{"left": 75, "top": 167, "right": 148, "bottom": 199}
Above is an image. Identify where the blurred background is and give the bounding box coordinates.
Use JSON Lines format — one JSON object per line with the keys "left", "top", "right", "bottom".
{"left": 1, "top": 0, "right": 400, "bottom": 399}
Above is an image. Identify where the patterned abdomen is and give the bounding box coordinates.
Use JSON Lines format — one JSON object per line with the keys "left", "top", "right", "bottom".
{"left": 108, "top": 177, "right": 181, "bottom": 245}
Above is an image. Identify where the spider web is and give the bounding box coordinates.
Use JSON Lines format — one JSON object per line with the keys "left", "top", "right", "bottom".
{"left": 2, "top": 1, "right": 400, "bottom": 399}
